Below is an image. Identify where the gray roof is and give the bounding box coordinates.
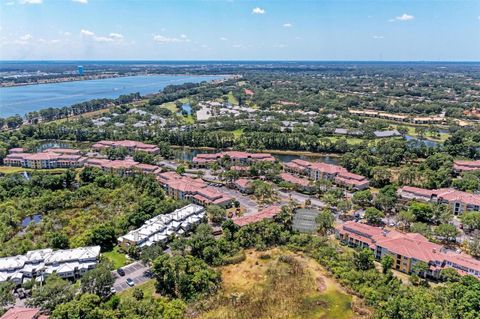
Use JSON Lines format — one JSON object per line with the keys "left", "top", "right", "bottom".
{"left": 374, "top": 129, "right": 401, "bottom": 138}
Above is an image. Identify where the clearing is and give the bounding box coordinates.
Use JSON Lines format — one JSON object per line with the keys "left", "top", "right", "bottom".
{"left": 190, "top": 248, "right": 365, "bottom": 319}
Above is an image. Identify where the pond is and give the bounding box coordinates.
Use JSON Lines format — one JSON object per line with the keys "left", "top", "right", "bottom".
{"left": 405, "top": 135, "right": 439, "bottom": 148}
{"left": 21, "top": 214, "right": 42, "bottom": 228}
{"left": 180, "top": 103, "right": 192, "bottom": 115}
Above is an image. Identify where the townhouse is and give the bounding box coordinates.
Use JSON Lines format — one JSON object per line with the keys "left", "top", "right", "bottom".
{"left": 0, "top": 246, "right": 101, "bottom": 285}
{"left": 191, "top": 151, "right": 275, "bottom": 168}
{"left": 92, "top": 140, "right": 160, "bottom": 154}
{"left": 233, "top": 178, "right": 253, "bottom": 194}
{"left": 279, "top": 172, "right": 313, "bottom": 192}
{"left": 398, "top": 186, "right": 480, "bottom": 215}
{"left": 335, "top": 221, "right": 480, "bottom": 279}
{"left": 4, "top": 149, "right": 86, "bottom": 169}
{"left": 283, "top": 159, "right": 369, "bottom": 190}
{"left": 118, "top": 204, "right": 205, "bottom": 250}
{"left": 157, "top": 172, "right": 234, "bottom": 207}
{"left": 0, "top": 307, "right": 49, "bottom": 319}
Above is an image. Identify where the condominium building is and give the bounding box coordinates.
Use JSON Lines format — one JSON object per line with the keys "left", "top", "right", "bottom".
{"left": 348, "top": 109, "right": 446, "bottom": 125}
{"left": 336, "top": 221, "right": 480, "bottom": 279}
{"left": 192, "top": 151, "right": 275, "bottom": 168}
{"left": 0, "top": 246, "right": 101, "bottom": 285}
{"left": 4, "top": 149, "right": 86, "bottom": 169}
{"left": 157, "top": 172, "right": 234, "bottom": 207}
{"left": 453, "top": 160, "right": 480, "bottom": 173}
{"left": 92, "top": 140, "right": 160, "bottom": 154}
{"left": 283, "top": 159, "right": 369, "bottom": 190}
{"left": 118, "top": 204, "right": 205, "bottom": 249}
{"left": 232, "top": 206, "right": 281, "bottom": 227}
{"left": 398, "top": 186, "right": 480, "bottom": 215}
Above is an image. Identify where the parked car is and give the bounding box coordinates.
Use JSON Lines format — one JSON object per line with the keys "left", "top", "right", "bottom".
{"left": 144, "top": 270, "right": 153, "bottom": 278}
{"left": 126, "top": 278, "right": 135, "bottom": 287}
{"left": 110, "top": 287, "right": 117, "bottom": 294}
{"left": 117, "top": 268, "right": 126, "bottom": 276}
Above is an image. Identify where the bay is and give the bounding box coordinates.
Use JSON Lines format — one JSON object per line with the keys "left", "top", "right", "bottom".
{"left": 0, "top": 75, "right": 222, "bottom": 117}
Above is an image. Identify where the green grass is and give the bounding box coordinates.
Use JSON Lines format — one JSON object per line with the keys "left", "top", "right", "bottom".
{"left": 232, "top": 128, "right": 243, "bottom": 138}
{"left": 0, "top": 166, "right": 70, "bottom": 174}
{"left": 118, "top": 279, "right": 158, "bottom": 299}
{"left": 159, "top": 102, "right": 178, "bottom": 113}
{"left": 309, "top": 289, "right": 353, "bottom": 319}
{"left": 103, "top": 247, "right": 127, "bottom": 269}
{"left": 227, "top": 91, "right": 238, "bottom": 105}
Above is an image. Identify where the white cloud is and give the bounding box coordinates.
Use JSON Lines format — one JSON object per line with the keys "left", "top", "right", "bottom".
{"left": 219, "top": 37, "right": 227, "bottom": 41}
{"left": 72, "top": 0, "right": 88, "bottom": 3}
{"left": 252, "top": 7, "right": 265, "bottom": 14}
{"left": 19, "top": 0, "right": 42, "bottom": 4}
{"left": 282, "top": 23, "right": 292, "bottom": 27}
{"left": 274, "top": 43, "right": 287, "bottom": 48}
{"left": 153, "top": 34, "right": 189, "bottom": 44}
{"left": 395, "top": 13, "right": 414, "bottom": 21}
{"left": 63, "top": 32, "right": 72, "bottom": 36}
{"left": 80, "top": 29, "right": 95, "bottom": 37}
{"left": 373, "top": 35, "right": 384, "bottom": 39}
{"left": 81, "top": 29, "right": 125, "bottom": 43}
{"left": 6, "top": 1, "right": 15, "bottom": 5}
{"left": 19, "top": 34, "right": 33, "bottom": 41}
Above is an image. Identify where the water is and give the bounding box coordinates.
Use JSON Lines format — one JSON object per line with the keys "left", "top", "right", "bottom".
{"left": 21, "top": 214, "right": 42, "bottom": 228}
{"left": 173, "top": 148, "right": 339, "bottom": 165}
{"left": 181, "top": 103, "right": 192, "bottom": 115}
{"left": 0, "top": 75, "right": 222, "bottom": 117}
{"left": 405, "top": 135, "right": 439, "bottom": 148}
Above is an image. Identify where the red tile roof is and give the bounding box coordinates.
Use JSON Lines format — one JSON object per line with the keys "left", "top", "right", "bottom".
{"left": 399, "top": 186, "right": 480, "bottom": 206}
{"left": 1, "top": 307, "right": 41, "bottom": 319}
{"left": 279, "top": 172, "right": 310, "bottom": 187}
{"left": 234, "top": 178, "right": 252, "bottom": 189}
{"left": 233, "top": 206, "right": 281, "bottom": 227}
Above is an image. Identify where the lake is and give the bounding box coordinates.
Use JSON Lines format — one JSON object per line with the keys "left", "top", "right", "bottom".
{"left": 0, "top": 75, "right": 222, "bottom": 117}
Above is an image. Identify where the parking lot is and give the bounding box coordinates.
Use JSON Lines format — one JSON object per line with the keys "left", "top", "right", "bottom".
{"left": 112, "top": 261, "right": 151, "bottom": 293}
{"left": 215, "top": 186, "right": 258, "bottom": 214}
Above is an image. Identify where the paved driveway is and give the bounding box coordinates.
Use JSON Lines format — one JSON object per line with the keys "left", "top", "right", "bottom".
{"left": 215, "top": 187, "right": 258, "bottom": 214}
{"left": 112, "top": 261, "right": 151, "bottom": 293}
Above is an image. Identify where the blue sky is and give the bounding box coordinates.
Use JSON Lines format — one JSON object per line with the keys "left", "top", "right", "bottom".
{"left": 0, "top": 0, "right": 479, "bottom": 61}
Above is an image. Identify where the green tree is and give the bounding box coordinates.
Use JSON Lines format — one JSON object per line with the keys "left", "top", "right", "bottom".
{"left": 381, "top": 255, "right": 394, "bottom": 274}
{"left": 434, "top": 224, "right": 459, "bottom": 243}
{"left": 81, "top": 263, "right": 115, "bottom": 298}
{"left": 354, "top": 249, "right": 375, "bottom": 271}
{"left": 397, "top": 210, "right": 416, "bottom": 230}
{"left": 49, "top": 232, "right": 69, "bottom": 249}
{"left": 440, "top": 268, "right": 461, "bottom": 282}
{"left": 408, "top": 202, "right": 434, "bottom": 223}
{"left": 315, "top": 210, "right": 334, "bottom": 236}
{"left": 152, "top": 254, "right": 221, "bottom": 301}
{"left": 0, "top": 282, "right": 14, "bottom": 307}
{"left": 461, "top": 211, "right": 480, "bottom": 233}
{"left": 86, "top": 224, "right": 117, "bottom": 252}
{"left": 352, "top": 190, "right": 372, "bottom": 207}
{"left": 412, "top": 261, "right": 429, "bottom": 278}
{"left": 206, "top": 205, "right": 227, "bottom": 225}
{"left": 364, "top": 207, "right": 385, "bottom": 225}
{"left": 176, "top": 165, "right": 186, "bottom": 175}
{"left": 27, "top": 274, "right": 76, "bottom": 311}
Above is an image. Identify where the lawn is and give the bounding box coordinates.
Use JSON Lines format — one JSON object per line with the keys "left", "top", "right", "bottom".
{"left": 103, "top": 246, "right": 127, "bottom": 269}
{"left": 118, "top": 279, "right": 158, "bottom": 300}
{"left": 227, "top": 91, "right": 238, "bottom": 105}
{"left": 194, "top": 248, "right": 358, "bottom": 319}
{"left": 160, "top": 101, "right": 179, "bottom": 112}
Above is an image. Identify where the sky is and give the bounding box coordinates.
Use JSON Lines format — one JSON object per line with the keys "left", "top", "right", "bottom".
{"left": 0, "top": 0, "right": 479, "bottom": 61}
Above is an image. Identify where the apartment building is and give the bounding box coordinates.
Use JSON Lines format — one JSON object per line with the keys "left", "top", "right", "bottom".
{"left": 192, "top": 151, "right": 275, "bottom": 168}
{"left": 453, "top": 160, "right": 480, "bottom": 173}
{"left": 4, "top": 149, "right": 86, "bottom": 169}
{"left": 0, "top": 246, "right": 101, "bottom": 285}
{"left": 398, "top": 186, "right": 480, "bottom": 215}
{"left": 92, "top": 140, "right": 160, "bottom": 154}
{"left": 232, "top": 206, "right": 281, "bottom": 227}
{"left": 349, "top": 109, "right": 446, "bottom": 125}
{"left": 283, "top": 159, "right": 369, "bottom": 190}
{"left": 157, "top": 172, "right": 234, "bottom": 207}
{"left": 118, "top": 204, "right": 205, "bottom": 250}
{"left": 336, "top": 221, "right": 480, "bottom": 278}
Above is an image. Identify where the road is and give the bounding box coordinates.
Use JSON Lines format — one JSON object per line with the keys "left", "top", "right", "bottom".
{"left": 215, "top": 186, "right": 259, "bottom": 214}
{"left": 112, "top": 261, "right": 151, "bottom": 293}
{"left": 277, "top": 189, "right": 326, "bottom": 208}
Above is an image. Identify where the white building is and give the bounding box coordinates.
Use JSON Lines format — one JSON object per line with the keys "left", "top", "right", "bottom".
{"left": 0, "top": 246, "right": 101, "bottom": 285}
{"left": 118, "top": 204, "right": 205, "bottom": 250}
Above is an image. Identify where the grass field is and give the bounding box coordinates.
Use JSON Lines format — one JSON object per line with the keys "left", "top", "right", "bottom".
{"left": 103, "top": 247, "right": 127, "bottom": 269}
{"left": 118, "top": 279, "right": 158, "bottom": 300}
{"left": 160, "top": 101, "right": 179, "bottom": 113}
{"left": 0, "top": 167, "right": 69, "bottom": 174}
{"left": 193, "top": 248, "right": 357, "bottom": 319}
{"left": 227, "top": 92, "right": 238, "bottom": 105}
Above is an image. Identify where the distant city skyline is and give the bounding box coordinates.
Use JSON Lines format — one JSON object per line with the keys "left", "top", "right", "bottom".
{"left": 0, "top": 0, "right": 479, "bottom": 61}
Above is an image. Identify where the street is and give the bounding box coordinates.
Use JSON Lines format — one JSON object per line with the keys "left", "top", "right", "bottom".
{"left": 112, "top": 261, "right": 151, "bottom": 293}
